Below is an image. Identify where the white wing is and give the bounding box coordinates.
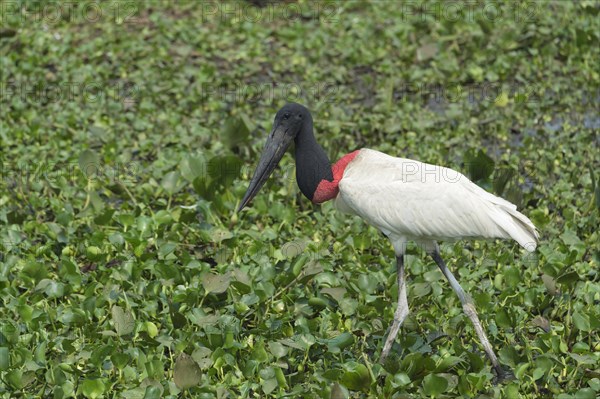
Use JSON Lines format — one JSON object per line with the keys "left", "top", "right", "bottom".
{"left": 336, "top": 149, "right": 538, "bottom": 252}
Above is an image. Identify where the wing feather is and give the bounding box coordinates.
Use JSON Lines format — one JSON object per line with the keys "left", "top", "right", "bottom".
{"left": 337, "top": 149, "right": 538, "bottom": 251}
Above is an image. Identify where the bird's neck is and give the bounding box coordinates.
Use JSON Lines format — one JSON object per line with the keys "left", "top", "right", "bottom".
{"left": 294, "top": 121, "right": 360, "bottom": 204}
{"left": 294, "top": 121, "right": 333, "bottom": 202}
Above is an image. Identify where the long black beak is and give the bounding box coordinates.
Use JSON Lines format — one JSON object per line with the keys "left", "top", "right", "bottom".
{"left": 238, "top": 124, "right": 294, "bottom": 211}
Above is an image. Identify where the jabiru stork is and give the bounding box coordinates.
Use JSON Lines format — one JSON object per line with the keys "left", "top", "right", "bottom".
{"left": 238, "top": 103, "right": 538, "bottom": 378}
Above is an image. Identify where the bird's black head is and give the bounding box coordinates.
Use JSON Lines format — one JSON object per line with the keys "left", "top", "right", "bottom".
{"left": 238, "top": 103, "right": 312, "bottom": 211}
{"left": 271, "top": 102, "right": 311, "bottom": 140}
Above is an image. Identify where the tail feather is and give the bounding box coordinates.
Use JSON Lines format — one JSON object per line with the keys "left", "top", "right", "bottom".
{"left": 499, "top": 207, "right": 539, "bottom": 252}
{"left": 465, "top": 180, "right": 539, "bottom": 251}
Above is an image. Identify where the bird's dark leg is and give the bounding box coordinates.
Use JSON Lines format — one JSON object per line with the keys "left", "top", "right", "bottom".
{"left": 430, "top": 249, "right": 505, "bottom": 378}
{"left": 380, "top": 254, "right": 408, "bottom": 363}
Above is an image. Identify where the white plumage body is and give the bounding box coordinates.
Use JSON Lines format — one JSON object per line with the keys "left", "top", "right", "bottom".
{"left": 335, "top": 149, "right": 539, "bottom": 255}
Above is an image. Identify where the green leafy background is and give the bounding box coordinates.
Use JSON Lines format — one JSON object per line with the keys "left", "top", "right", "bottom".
{"left": 1, "top": 1, "right": 598, "bottom": 398}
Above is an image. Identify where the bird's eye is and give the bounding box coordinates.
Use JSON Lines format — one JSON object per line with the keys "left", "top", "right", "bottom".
{"left": 297, "top": 114, "right": 302, "bottom": 119}
{"left": 283, "top": 113, "right": 291, "bottom": 120}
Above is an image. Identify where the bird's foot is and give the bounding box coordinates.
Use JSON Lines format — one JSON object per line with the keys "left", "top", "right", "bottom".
{"left": 379, "top": 350, "right": 403, "bottom": 374}
{"left": 379, "top": 351, "right": 390, "bottom": 365}
{"left": 379, "top": 338, "right": 395, "bottom": 364}
{"left": 492, "top": 365, "right": 515, "bottom": 384}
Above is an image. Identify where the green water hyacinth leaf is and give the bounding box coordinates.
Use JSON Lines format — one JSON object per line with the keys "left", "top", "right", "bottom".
{"left": 223, "top": 114, "right": 252, "bottom": 150}
{"left": 394, "top": 373, "right": 411, "bottom": 386}
{"left": 321, "top": 287, "right": 347, "bottom": 302}
{"left": 0, "top": 347, "right": 9, "bottom": 370}
{"left": 323, "top": 332, "right": 355, "bottom": 353}
{"left": 556, "top": 270, "right": 580, "bottom": 286}
{"left": 274, "top": 367, "right": 288, "bottom": 389}
{"left": 145, "top": 321, "right": 158, "bottom": 338}
{"left": 330, "top": 382, "right": 349, "bottom": 399}
{"left": 423, "top": 374, "right": 449, "bottom": 397}
{"left": 152, "top": 210, "right": 172, "bottom": 225}
{"left": 208, "top": 155, "right": 243, "bottom": 186}
{"left": 158, "top": 242, "right": 177, "bottom": 259}
{"left": 259, "top": 366, "right": 283, "bottom": 394}
{"left": 180, "top": 154, "right": 208, "bottom": 182}
{"left": 589, "top": 165, "right": 600, "bottom": 211}
{"left": 541, "top": 274, "right": 558, "bottom": 295}
{"left": 210, "top": 228, "right": 233, "bottom": 243}
{"left": 116, "top": 214, "right": 135, "bottom": 228}
{"left": 86, "top": 246, "right": 102, "bottom": 261}
{"left": 268, "top": 341, "right": 288, "bottom": 358}
{"left": 340, "top": 362, "right": 371, "bottom": 392}
{"left": 252, "top": 343, "right": 269, "bottom": 362}
{"left": 173, "top": 353, "right": 201, "bottom": 389}
{"left": 111, "top": 353, "right": 131, "bottom": 370}
{"left": 78, "top": 149, "right": 100, "bottom": 179}
{"left": 308, "top": 296, "right": 327, "bottom": 309}
{"left": 572, "top": 312, "right": 591, "bottom": 332}
{"left": 81, "top": 378, "right": 106, "bottom": 399}
{"left": 5, "top": 369, "right": 23, "bottom": 389}
{"left": 36, "top": 279, "right": 65, "bottom": 298}
{"left": 202, "top": 273, "right": 231, "bottom": 294}
{"left": 464, "top": 149, "right": 495, "bottom": 183}
{"left": 120, "top": 387, "right": 146, "bottom": 399}
{"left": 574, "top": 389, "right": 597, "bottom": 399}
{"left": 161, "top": 171, "right": 183, "bottom": 195}
{"left": 20, "top": 261, "right": 47, "bottom": 285}
{"left": 111, "top": 305, "right": 135, "bottom": 336}
{"left": 299, "top": 261, "right": 324, "bottom": 283}
{"left": 560, "top": 229, "right": 586, "bottom": 254}
{"left": 435, "top": 356, "right": 465, "bottom": 372}
{"left": 0, "top": 323, "right": 17, "bottom": 346}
